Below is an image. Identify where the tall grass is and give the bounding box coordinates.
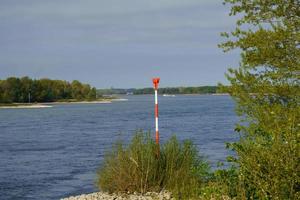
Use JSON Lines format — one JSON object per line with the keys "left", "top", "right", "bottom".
{"left": 96, "top": 131, "right": 210, "bottom": 199}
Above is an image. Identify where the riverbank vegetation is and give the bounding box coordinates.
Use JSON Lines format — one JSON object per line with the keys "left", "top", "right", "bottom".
{"left": 97, "top": 86, "right": 220, "bottom": 95}
{"left": 97, "top": 131, "right": 244, "bottom": 199}
{"left": 97, "top": 131, "right": 211, "bottom": 199}
{"left": 0, "top": 77, "right": 99, "bottom": 103}
{"left": 218, "top": 0, "right": 300, "bottom": 199}
{"left": 97, "top": 0, "right": 299, "bottom": 199}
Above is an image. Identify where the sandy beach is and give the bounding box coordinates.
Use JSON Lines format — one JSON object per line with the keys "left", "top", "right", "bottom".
{"left": 0, "top": 101, "right": 113, "bottom": 109}
{"left": 0, "top": 104, "right": 53, "bottom": 109}
{"left": 111, "top": 98, "right": 128, "bottom": 101}
{"left": 43, "top": 100, "right": 112, "bottom": 105}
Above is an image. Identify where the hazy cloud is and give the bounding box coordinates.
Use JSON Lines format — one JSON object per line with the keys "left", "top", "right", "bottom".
{"left": 0, "top": 0, "right": 238, "bottom": 88}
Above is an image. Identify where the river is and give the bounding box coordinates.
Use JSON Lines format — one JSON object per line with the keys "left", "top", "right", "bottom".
{"left": 0, "top": 95, "right": 239, "bottom": 200}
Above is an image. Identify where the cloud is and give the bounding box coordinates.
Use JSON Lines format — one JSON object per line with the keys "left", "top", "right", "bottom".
{"left": 0, "top": 0, "right": 234, "bottom": 48}
{"left": 0, "top": 0, "right": 237, "bottom": 87}
{"left": 0, "top": 0, "right": 233, "bottom": 46}
{"left": 0, "top": 0, "right": 216, "bottom": 17}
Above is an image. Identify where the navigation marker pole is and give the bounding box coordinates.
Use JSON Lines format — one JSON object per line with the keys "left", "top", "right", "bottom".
{"left": 152, "top": 78, "right": 160, "bottom": 148}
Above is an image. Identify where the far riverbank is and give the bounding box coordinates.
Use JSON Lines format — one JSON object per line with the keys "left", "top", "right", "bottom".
{"left": 0, "top": 99, "right": 116, "bottom": 109}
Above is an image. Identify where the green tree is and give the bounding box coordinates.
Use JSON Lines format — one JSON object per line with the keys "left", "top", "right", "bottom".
{"left": 0, "top": 77, "right": 97, "bottom": 103}
{"left": 0, "top": 80, "right": 4, "bottom": 102}
{"left": 220, "top": 0, "right": 300, "bottom": 199}
{"left": 19, "top": 76, "right": 32, "bottom": 103}
{"left": 71, "top": 80, "right": 84, "bottom": 100}
{"left": 88, "top": 87, "right": 97, "bottom": 99}
{"left": 5, "top": 77, "right": 21, "bottom": 102}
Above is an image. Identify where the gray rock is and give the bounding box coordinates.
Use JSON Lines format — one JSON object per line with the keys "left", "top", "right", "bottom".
{"left": 61, "top": 191, "right": 173, "bottom": 200}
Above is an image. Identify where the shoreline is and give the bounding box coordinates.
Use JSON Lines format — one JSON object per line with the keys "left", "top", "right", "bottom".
{"left": 41, "top": 100, "right": 112, "bottom": 105}
{"left": 61, "top": 191, "right": 173, "bottom": 200}
{"left": 0, "top": 100, "right": 113, "bottom": 109}
{"left": 124, "top": 93, "right": 229, "bottom": 96}
{"left": 0, "top": 104, "right": 53, "bottom": 109}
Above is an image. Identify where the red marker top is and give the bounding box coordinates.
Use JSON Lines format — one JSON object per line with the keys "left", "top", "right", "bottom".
{"left": 152, "top": 78, "right": 160, "bottom": 89}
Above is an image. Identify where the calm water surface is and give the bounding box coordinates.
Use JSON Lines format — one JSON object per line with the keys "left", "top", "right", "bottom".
{"left": 0, "top": 95, "right": 239, "bottom": 200}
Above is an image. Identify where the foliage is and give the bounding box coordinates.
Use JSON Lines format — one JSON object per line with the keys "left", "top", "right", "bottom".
{"left": 97, "top": 86, "right": 219, "bottom": 95}
{"left": 156, "top": 86, "right": 218, "bottom": 95}
{"left": 199, "top": 166, "right": 239, "bottom": 200}
{"left": 0, "top": 77, "right": 98, "bottom": 103}
{"left": 96, "top": 131, "right": 210, "bottom": 199}
{"left": 219, "top": 0, "right": 300, "bottom": 199}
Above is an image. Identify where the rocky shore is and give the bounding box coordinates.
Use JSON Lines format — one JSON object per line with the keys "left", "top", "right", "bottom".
{"left": 61, "top": 191, "right": 173, "bottom": 200}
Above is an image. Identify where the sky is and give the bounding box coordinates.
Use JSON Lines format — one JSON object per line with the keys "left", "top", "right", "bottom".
{"left": 0, "top": 0, "right": 239, "bottom": 88}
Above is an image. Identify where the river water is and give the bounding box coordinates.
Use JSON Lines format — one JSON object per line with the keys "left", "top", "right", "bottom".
{"left": 0, "top": 95, "right": 239, "bottom": 200}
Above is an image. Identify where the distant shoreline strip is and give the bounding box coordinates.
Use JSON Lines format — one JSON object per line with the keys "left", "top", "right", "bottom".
{"left": 0, "top": 105, "right": 53, "bottom": 109}
{"left": 0, "top": 100, "right": 117, "bottom": 109}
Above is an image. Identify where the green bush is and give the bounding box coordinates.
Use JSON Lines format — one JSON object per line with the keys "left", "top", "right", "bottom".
{"left": 197, "top": 164, "right": 239, "bottom": 200}
{"left": 96, "top": 131, "right": 210, "bottom": 199}
{"left": 234, "top": 128, "right": 300, "bottom": 199}
{"left": 219, "top": 0, "right": 300, "bottom": 199}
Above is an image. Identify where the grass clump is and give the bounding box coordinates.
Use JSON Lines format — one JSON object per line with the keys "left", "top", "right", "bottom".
{"left": 96, "top": 131, "right": 210, "bottom": 199}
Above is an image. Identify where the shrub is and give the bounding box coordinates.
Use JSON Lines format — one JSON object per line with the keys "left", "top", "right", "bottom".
{"left": 220, "top": 0, "right": 300, "bottom": 199}
{"left": 198, "top": 165, "right": 239, "bottom": 200}
{"left": 234, "top": 129, "right": 300, "bottom": 199}
{"left": 96, "top": 131, "right": 210, "bottom": 199}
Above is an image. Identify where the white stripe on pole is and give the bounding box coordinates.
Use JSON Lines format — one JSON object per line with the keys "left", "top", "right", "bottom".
{"left": 152, "top": 77, "right": 160, "bottom": 146}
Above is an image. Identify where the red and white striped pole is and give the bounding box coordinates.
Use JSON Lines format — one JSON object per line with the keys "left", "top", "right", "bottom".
{"left": 152, "top": 78, "right": 160, "bottom": 145}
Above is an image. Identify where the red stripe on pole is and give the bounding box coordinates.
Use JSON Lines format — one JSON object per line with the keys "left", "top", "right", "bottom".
{"left": 155, "top": 104, "right": 158, "bottom": 117}
{"left": 156, "top": 130, "right": 159, "bottom": 144}
{"left": 152, "top": 77, "right": 160, "bottom": 146}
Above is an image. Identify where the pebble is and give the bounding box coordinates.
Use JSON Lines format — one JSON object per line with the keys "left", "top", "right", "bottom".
{"left": 61, "top": 191, "right": 174, "bottom": 200}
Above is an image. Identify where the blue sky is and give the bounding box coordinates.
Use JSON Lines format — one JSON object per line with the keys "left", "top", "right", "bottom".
{"left": 0, "top": 0, "right": 239, "bottom": 88}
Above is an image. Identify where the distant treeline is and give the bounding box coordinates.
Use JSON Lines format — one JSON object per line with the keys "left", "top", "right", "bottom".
{"left": 98, "top": 86, "right": 219, "bottom": 95}
{"left": 0, "top": 77, "right": 97, "bottom": 103}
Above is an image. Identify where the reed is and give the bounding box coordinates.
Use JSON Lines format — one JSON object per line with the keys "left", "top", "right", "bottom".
{"left": 96, "top": 130, "right": 210, "bottom": 199}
